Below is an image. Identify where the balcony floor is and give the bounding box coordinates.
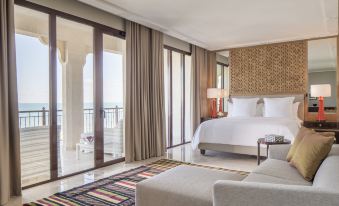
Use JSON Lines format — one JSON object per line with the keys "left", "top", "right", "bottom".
{"left": 20, "top": 126, "right": 123, "bottom": 187}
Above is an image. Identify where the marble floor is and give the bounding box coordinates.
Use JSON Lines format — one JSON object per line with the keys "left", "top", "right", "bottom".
{"left": 6, "top": 143, "right": 258, "bottom": 206}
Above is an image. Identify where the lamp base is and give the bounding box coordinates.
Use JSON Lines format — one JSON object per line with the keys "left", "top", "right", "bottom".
{"left": 210, "top": 99, "right": 217, "bottom": 118}
{"left": 317, "top": 96, "right": 325, "bottom": 122}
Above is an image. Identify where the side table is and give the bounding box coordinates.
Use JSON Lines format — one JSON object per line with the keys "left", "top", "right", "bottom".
{"left": 257, "top": 138, "right": 291, "bottom": 165}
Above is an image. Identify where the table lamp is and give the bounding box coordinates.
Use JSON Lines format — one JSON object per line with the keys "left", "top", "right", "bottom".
{"left": 218, "top": 89, "right": 229, "bottom": 117}
{"left": 207, "top": 88, "right": 221, "bottom": 118}
{"left": 310, "top": 84, "right": 331, "bottom": 122}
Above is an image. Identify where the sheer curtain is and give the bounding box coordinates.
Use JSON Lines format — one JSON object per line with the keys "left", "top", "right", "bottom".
{"left": 125, "top": 21, "right": 165, "bottom": 162}
{"left": 0, "top": 0, "right": 22, "bottom": 204}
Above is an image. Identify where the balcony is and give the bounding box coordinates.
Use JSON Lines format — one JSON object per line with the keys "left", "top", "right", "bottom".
{"left": 19, "top": 107, "right": 124, "bottom": 187}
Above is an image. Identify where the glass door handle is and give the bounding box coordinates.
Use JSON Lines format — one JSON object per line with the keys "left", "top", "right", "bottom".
{"left": 100, "top": 109, "right": 106, "bottom": 118}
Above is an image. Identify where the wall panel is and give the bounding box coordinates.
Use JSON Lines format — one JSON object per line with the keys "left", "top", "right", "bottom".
{"left": 230, "top": 41, "right": 307, "bottom": 95}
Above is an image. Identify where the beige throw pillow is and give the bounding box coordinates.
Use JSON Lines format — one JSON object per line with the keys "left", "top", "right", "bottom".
{"left": 286, "top": 127, "right": 315, "bottom": 161}
{"left": 318, "top": 131, "right": 335, "bottom": 137}
{"left": 290, "top": 133, "right": 334, "bottom": 181}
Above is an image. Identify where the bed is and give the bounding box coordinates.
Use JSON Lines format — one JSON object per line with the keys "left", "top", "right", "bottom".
{"left": 192, "top": 94, "right": 305, "bottom": 156}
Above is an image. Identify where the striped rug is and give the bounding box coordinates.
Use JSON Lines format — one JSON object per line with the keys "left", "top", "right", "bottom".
{"left": 24, "top": 159, "right": 249, "bottom": 206}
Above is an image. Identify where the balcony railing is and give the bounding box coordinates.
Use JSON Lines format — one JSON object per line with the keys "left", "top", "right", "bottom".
{"left": 19, "top": 106, "right": 123, "bottom": 133}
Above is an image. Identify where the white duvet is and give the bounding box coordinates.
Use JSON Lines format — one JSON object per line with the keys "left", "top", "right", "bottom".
{"left": 192, "top": 117, "right": 301, "bottom": 150}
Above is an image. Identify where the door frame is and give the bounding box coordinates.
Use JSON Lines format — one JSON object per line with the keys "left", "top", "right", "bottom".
{"left": 15, "top": 0, "right": 126, "bottom": 189}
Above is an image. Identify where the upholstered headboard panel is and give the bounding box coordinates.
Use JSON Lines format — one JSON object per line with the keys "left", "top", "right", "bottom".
{"left": 229, "top": 94, "right": 305, "bottom": 120}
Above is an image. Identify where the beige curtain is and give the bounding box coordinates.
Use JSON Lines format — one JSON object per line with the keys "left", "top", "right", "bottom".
{"left": 0, "top": 0, "right": 22, "bottom": 205}
{"left": 191, "top": 45, "right": 216, "bottom": 134}
{"left": 125, "top": 21, "right": 165, "bottom": 162}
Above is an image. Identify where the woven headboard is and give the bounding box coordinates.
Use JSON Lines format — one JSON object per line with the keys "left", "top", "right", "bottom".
{"left": 229, "top": 94, "right": 305, "bottom": 120}
{"left": 229, "top": 41, "right": 307, "bottom": 95}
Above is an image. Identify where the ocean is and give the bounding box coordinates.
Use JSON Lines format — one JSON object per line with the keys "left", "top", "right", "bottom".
{"left": 18, "top": 102, "right": 124, "bottom": 129}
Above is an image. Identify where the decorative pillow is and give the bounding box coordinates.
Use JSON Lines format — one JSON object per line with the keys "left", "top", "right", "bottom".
{"left": 290, "top": 133, "right": 334, "bottom": 181}
{"left": 318, "top": 132, "right": 337, "bottom": 143}
{"left": 293, "top": 102, "right": 300, "bottom": 119}
{"left": 231, "top": 98, "right": 259, "bottom": 117}
{"left": 286, "top": 127, "right": 315, "bottom": 161}
{"left": 318, "top": 132, "right": 336, "bottom": 137}
{"left": 264, "top": 97, "right": 295, "bottom": 118}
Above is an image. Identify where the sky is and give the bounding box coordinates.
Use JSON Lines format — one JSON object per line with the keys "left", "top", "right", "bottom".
{"left": 16, "top": 34, "right": 124, "bottom": 106}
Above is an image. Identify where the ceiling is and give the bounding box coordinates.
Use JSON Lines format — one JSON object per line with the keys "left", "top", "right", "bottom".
{"left": 79, "top": 0, "right": 338, "bottom": 50}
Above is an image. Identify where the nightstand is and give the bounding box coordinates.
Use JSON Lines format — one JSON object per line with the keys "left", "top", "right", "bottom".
{"left": 303, "top": 121, "right": 339, "bottom": 144}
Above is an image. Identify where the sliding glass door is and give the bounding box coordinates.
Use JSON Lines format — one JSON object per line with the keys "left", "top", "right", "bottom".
{"left": 164, "top": 48, "right": 192, "bottom": 148}
{"left": 15, "top": 5, "right": 50, "bottom": 187}
{"left": 184, "top": 55, "right": 192, "bottom": 142}
{"left": 102, "top": 34, "right": 125, "bottom": 162}
{"left": 171, "top": 51, "right": 183, "bottom": 146}
{"left": 14, "top": 3, "right": 126, "bottom": 188}
{"left": 56, "top": 17, "right": 95, "bottom": 176}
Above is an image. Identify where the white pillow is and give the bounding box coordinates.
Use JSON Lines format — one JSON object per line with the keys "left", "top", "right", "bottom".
{"left": 256, "top": 103, "right": 264, "bottom": 116}
{"left": 229, "top": 102, "right": 264, "bottom": 117}
{"left": 227, "top": 102, "right": 233, "bottom": 117}
{"left": 231, "top": 98, "right": 259, "bottom": 117}
{"left": 263, "top": 97, "right": 295, "bottom": 118}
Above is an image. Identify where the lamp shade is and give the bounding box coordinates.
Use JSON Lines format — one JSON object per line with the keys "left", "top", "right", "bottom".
{"left": 310, "top": 84, "right": 331, "bottom": 97}
{"left": 207, "top": 88, "right": 221, "bottom": 98}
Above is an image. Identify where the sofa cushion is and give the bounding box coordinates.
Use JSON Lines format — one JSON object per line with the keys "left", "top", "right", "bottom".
{"left": 313, "top": 156, "right": 339, "bottom": 192}
{"left": 290, "top": 133, "right": 334, "bottom": 181}
{"left": 136, "top": 165, "right": 246, "bottom": 206}
{"left": 252, "top": 159, "right": 310, "bottom": 185}
{"left": 286, "top": 127, "right": 314, "bottom": 161}
{"left": 328, "top": 144, "right": 339, "bottom": 156}
{"left": 243, "top": 173, "right": 311, "bottom": 186}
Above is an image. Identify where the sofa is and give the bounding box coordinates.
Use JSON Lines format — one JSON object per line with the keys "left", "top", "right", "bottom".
{"left": 135, "top": 145, "right": 339, "bottom": 206}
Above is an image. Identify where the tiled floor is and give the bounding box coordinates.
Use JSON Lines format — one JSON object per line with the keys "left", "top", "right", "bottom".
{"left": 6, "top": 143, "right": 257, "bottom": 206}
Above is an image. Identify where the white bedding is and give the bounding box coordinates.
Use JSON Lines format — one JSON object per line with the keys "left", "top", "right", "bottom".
{"left": 192, "top": 117, "right": 301, "bottom": 150}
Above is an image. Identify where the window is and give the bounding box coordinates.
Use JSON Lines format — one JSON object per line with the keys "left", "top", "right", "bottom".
{"left": 14, "top": 2, "right": 125, "bottom": 188}
{"left": 164, "top": 48, "right": 192, "bottom": 148}
{"left": 216, "top": 63, "right": 230, "bottom": 112}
